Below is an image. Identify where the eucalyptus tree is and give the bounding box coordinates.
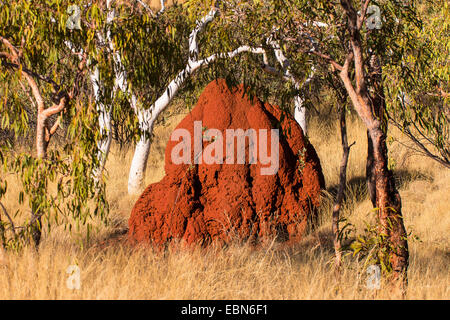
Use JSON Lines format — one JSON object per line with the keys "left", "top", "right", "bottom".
{"left": 0, "top": 0, "right": 109, "bottom": 248}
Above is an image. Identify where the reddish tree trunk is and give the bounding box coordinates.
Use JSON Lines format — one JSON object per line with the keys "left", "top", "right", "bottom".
{"left": 370, "top": 127, "right": 409, "bottom": 284}
{"left": 337, "top": 51, "right": 409, "bottom": 289}
{"left": 366, "top": 54, "right": 386, "bottom": 208}
{"left": 367, "top": 54, "right": 408, "bottom": 285}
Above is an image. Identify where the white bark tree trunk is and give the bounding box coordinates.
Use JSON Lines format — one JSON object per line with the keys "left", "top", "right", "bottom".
{"left": 91, "top": 1, "right": 128, "bottom": 182}
{"left": 268, "top": 37, "right": 315, "bottom": 135}
{"left": 90, "top": 66, "right": 113, "bottom": 181}
{"left": 294, "top": 95, "right": 307, "bottom": 136}
{"left": 66, "top": 39, "right": 113, "bottom": 181}
{"left": 128, "top": 135, "right": 152, "bottom": 195}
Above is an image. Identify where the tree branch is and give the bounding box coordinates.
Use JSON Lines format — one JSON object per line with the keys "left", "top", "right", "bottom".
{"left": 358, "top": 0, "right": 371, "bottom": 30}
{"left": 188, "top": 7, "right": 218, "bottom": 65}
{"left": 135, "top": 0, "right": 155, "bottom": 16}
{"left": 0, "top": 51, "right": 14, "bottom": 61}
{"left": 48, "top": 116, "right": 62, "bottom": 136}
{"left": 0, "top": 36, "right": 46, "bottom": 112}
{"left": 310, "top": 50, "right": 344, "bottom": 72}
{"left": 341, "top": 0, "right": 366, "bottom": 94}
{"left": 389, "top": 120, "right": 449, "bottom": 168}
{"left": 42, "top": 97, "right": 67, "bottom": 118}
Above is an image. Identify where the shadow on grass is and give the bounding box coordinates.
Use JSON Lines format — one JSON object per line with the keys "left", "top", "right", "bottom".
{"left": 324, "top": 168, "right": 434, "bottom": 209}
{"left": 308, "top": 168, "right": 436, "bottom": 260}
{"left": 393, "top": 169, "right": 433, "bottom": 190}
{"left": 326, "top": 176, "right": 367, "bottom": 204}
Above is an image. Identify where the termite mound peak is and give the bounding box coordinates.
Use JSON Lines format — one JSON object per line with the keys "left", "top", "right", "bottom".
{"left": 128, "top": 79, "right": 325, "bottom": 247}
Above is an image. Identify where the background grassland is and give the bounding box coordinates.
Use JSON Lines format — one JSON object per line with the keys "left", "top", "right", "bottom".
{"left": 0, "top": 100, "right": 448, "bottom": 300}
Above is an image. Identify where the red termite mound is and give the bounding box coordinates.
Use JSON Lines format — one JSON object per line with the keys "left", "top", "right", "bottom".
{"left": 128, "top": 79, "right": 325, "bottom": 247}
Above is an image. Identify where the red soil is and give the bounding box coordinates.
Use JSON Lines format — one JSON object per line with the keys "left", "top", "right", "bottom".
{"left": 128, "top": 79, "right": 325, "bottom": 247}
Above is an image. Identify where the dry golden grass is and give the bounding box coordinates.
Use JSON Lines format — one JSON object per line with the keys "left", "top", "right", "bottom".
{"left": 0, "top": 102, "right": 449, "bottom": 300}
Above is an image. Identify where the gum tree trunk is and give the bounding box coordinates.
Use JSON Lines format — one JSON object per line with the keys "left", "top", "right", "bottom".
{"left": 36, "top": 114, "right": 49, "bottom": 160}
{"left": 294, "top": 95, "right": 307, "bottom": 136}
{"left": 366, "top": 55, "right": 408, "bottom": 285}
{"left": 366, "top": 54, "right": 385, "bottom": 207}
{"left": 337, "top": 0, "right": 409, "bottom": 287}
{"left": 128, "top": 135, "right": 152, "bottom": 195}
{"left": 370, "top": 125, "right": 408, "bottom": 280}
{"left": 1, "top": 34, "right": 83, "bottom": 248}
